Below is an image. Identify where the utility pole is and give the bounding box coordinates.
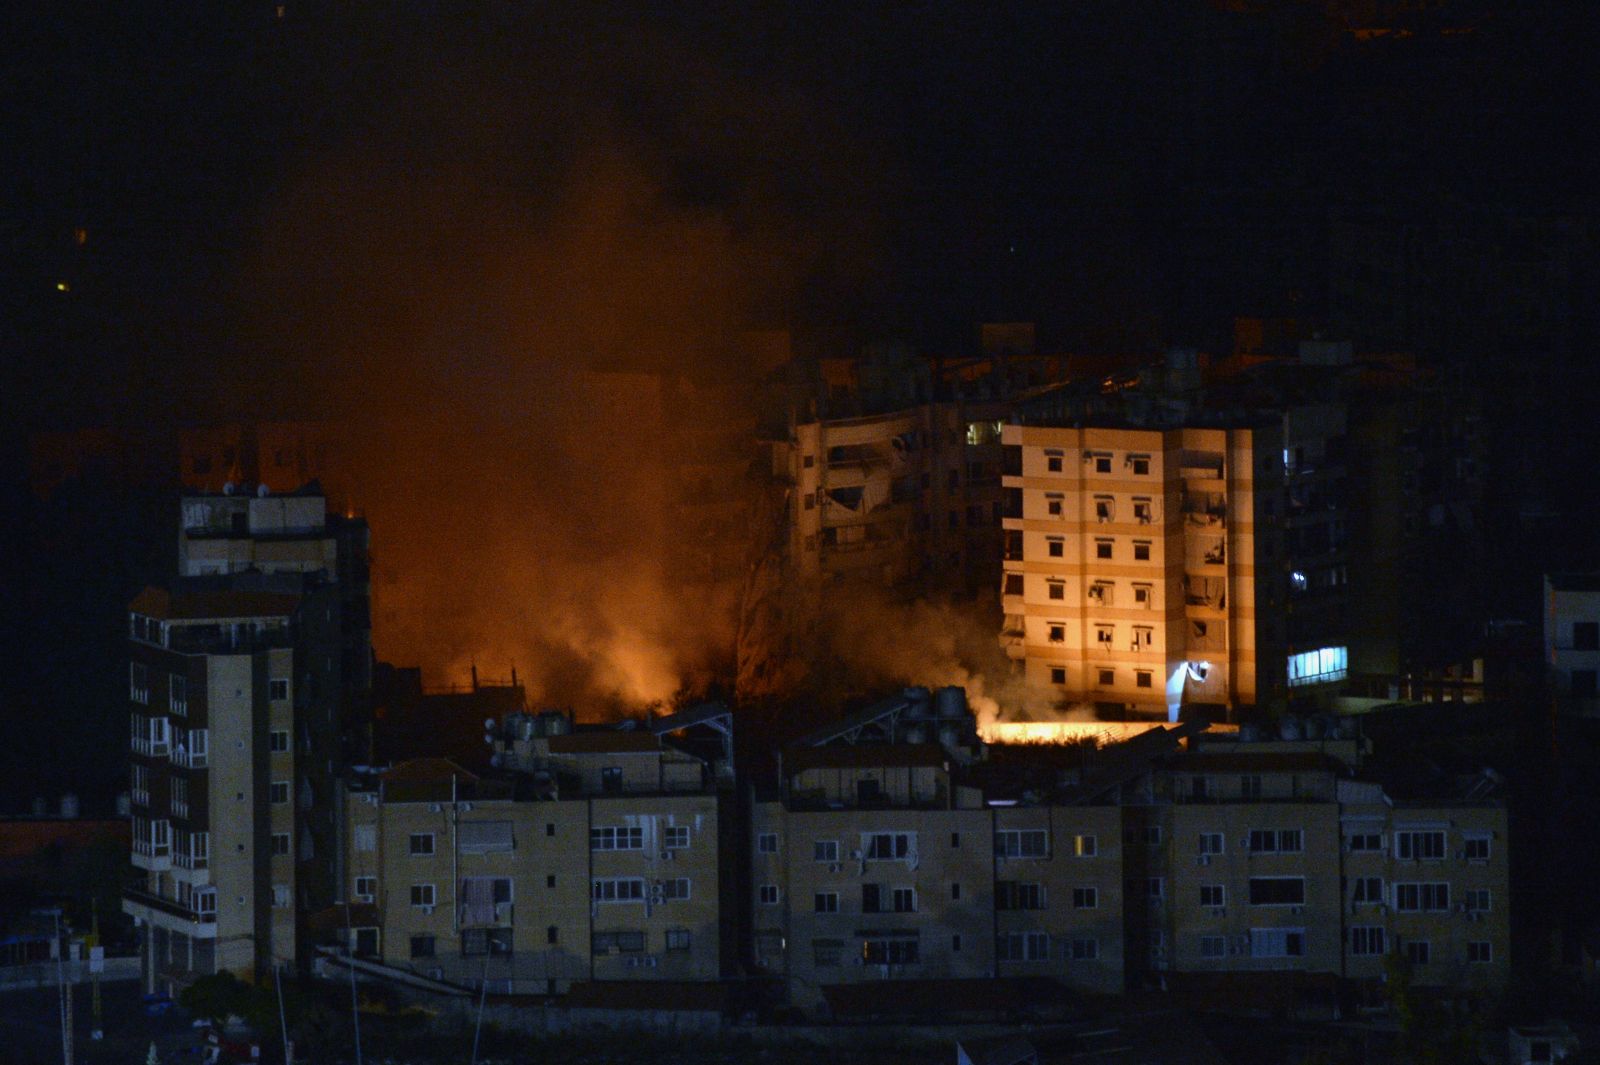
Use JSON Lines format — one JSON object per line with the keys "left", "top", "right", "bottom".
{"left": 49, "top": 908, "right": 73, "bottom": 1065}
{"left": 89, "top": 898, "right": 102, "bottom": 1041}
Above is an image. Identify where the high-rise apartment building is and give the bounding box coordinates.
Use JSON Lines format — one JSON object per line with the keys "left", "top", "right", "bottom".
{"left": 123, "top": 481, "right": 369, "bottom": 995}
{"left": 1000, "top": 423, "right": 1288, "bottom": 718}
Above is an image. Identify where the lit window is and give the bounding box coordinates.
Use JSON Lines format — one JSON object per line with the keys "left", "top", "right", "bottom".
{"left": 1287, "top": 645, "right": 1347, "bottom": 686}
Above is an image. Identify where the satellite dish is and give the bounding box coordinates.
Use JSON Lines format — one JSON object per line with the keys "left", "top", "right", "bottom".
{"left": 483, "top": 717, "right": 495, "bottom": 730}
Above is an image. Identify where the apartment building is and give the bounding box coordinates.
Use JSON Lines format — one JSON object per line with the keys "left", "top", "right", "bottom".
{"left": 750, "top": 688, "right": 1124, "bottom": 1015}
{"left": 1000, "top": 422, "right": 1286, "bottom": 717}
{"left": 124, "top": 481, "right": 370, "bottom": 994}
{"left": 335, "top": 708, "right": 731, "bottom": 994}
{"left": 1123, "top": 731, "right": 1510, "bottom": 995}
{"left": 1544, "top": 573, "right": 1600, "bottom": 716}
{"left": 122, "top": 581, "right": 315, "bottom": 994}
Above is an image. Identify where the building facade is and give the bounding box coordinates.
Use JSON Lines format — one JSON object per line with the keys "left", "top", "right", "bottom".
{"left": 335, "top": 709, "right": 733, "bottom": 994}
{"left": 1000, "top": 423, "right": 1286, "bottom": 718}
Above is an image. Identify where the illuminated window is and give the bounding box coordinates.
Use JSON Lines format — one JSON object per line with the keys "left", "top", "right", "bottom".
{"left": 1287, "top": 646, "right": 1347, "bottom": 687}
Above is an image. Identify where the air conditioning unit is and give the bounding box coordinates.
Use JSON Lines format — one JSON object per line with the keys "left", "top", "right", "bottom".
{"left": 851, "top": 849, "right": 863, "bottom": 860}
{"left": 1197, "top": 854, "right": 1210, "bottom": 866}
{"left": 461, "top": 803, "right": 473, "bottom": 812}
{"left": 421, "top": 905, "right": 434, "bottom": 915}
{"left": 644, "top": 956, "right": 658, "bottom": 968}
{"left": 428, "top": 803, "right": 442, "bottom": 813}
{"left": 829, "top": 863, "right": 843, "bottom": 874}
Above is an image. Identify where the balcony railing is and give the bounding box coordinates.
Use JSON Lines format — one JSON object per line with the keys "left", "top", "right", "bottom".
{"left": 123, "top": 885, "right": 215, "bottom": 924}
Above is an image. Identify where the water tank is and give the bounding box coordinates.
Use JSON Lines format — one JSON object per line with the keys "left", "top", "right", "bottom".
{"left": 115, "top": 792, "right": 132, "bottom": 817}
{"left": 903, "top": 687, "right": 932, "bottom": 718}
{"left": 1279, "top": 717, "right": 1304, "bottom": 741}
{"left": 60, "top": 793, "right": 79, "bottom": 819}
{"left": 935, "top": 686, "right": 968, "bottom": 719}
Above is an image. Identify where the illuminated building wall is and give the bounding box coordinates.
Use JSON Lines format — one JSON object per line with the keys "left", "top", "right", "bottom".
{"left": 1000, "top": 423, "right": 1287, "bottom": 718}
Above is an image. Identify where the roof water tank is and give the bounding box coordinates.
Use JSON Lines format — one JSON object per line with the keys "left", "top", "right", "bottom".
{"left": 935, "top": 686, "right": 968, "bottom": 719}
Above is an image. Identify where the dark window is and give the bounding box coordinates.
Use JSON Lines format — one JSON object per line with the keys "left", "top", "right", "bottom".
{"left": 547, "top": 926, "right": 558, "bottom": 944}
{"left": 1047, "top": 454, "right": 1063, "bottom": 472}
{"left": 1134, "top": 542, "right": 1151, "bottom": 561}
{"left": 1248, "top": 878, "right": 1305, "bottom": 905}
{"left": 355, "top": 928, "right": 379, "bottom": 956}
{"left": 1050, "top": 667, "right": 1067, "bottom": 685}
{"left": 547, "top": 875, "right": 556, "bottom": 888}
{"left": 601, "top": 766, "right": 623, "bottom": 793}
{"left": 1576, "top": 623, "right": 1599, "bottom": 650}
{"left": 862, "top": 884, "right": 882, "bottom": 914}
{"left": 1048, "top": 582, "right": 1065, "bottom": 600}
{"left": 1574, "top": 670, "right": 1598, "bottom": 698}
{"left": 1136, "top": 672, "right": 1152, "bottom": 688}
{"left": 1096, "top": 541, "right": 1112, "bottom": 559}
{"left": 1004, "top": 574, "right": 1023, "bottom": 595}
{"left": 1048, "top": 539, "right": 1064, "bottom": 557}
{"left": 1099, "top": 669, "right": 1114, "bottom": 686}
{"left": 410, "top": 935, "right": 435, "bottom": 959}
{"left": 545, "top": 823, "right": 555, "bottom": 836}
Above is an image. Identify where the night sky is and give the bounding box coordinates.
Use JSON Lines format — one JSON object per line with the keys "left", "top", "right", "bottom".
{"left": 1, "top": 1, "right": 1594, "bottom": 808}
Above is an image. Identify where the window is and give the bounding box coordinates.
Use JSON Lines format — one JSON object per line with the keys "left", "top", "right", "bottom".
{"left": 1048, "top": 623, "right": 1066, "bottom": 643}
{"left": 814, "top": 892, "right": 839, "bottom": 913}
{"left": 1575, "top": 622, "right": 1599, "bottom": 650}
{"left": 1465, "top": 888, "right": 1491, "bottom": 912}
{"left": 354, "top": 876, "right": 376, "bottom": 901}
{"left": 892, "top": 887, "right": 917, "bottom": 913}
{"left": 1198, "top": 832, "right": 1224, "bottom": 855}
{"left": 1132, "top": 499, "right": 1152, "bottom": 524}
{"left": 590, "top": 826, "right": 644, "bottom": 851}
{"left": 1139, "top": 878, "right": 1165, "bottom": 901}
{"left": 757, "top": 832, "right": 778, "bottom": 854}
{"left": 1394, "top": 882, "right": 1450, "bottom": 912}
{"left": 1133, "top": 541, "right": 1151, "bottom": 561}
{"left": 657, "top": 928, "right": 688, "bottom": 952}
{"left": 269, "top": 730, "right": 290, "bottom": 754}
{"left": 1094, "top": 496, "right": 1113, "bottom": 522}
{"left": 1131, "top": 456, "right": 1149, "bottom": 475}
{"left": 269, "top": 781, "right": 290, "bottom": 805}
{"left": 1096, "top": 625, "right": 1114, "bottom": 647}
{"left": 1463, "top": 836, "right": 1490, "bottom": 862}
{"left": 410, "top": 884, "right": 436, "bottom": 908}
{"left": 1046, "top": 495, "right": 1064, "bottom": 516}
{"left": 1200, "top": 884, "right": 1226, "bottom": 908}
{"left": 1050, "top": 667, "right": 1067, "bottom": 685}
{"left": 759, "top": 884, "right": 779, "bottom": 906}
{"left": 1073, "top": 834, "right": 1096, "bottom": 857}
{"left": 1088, "top": 581, "right": 1111, "bottom": 605}
{"left": 269, "top": 679, "right": 289, "bottom": 701}
{"left": 950, "top": 882, "right": 961, "bottom": 900}
{"left": 463, "top": 928, "right": 514, "bottom": 956}
{"left": 1003, "top": 574, "right": 1024, "bottom": 596}
{"left": 1352, "top": 877, "right": 1383, "bottom": 904}
{"left": 592, "top": 878, "right": 646, "bottom": 902}
{"left": 547, "top": 925, "right": 558, "bottom": 944}
{"left": 1248, "top": 829, "right": 1303, "bottom": 853}
{"left": 1395, "top": 830, "right": 1446, "bottom": 861}
{"left": 591, "top": 931, "right": 646, "bottom": 955}
{"left": 663, "top": 825, "right": 691, "bottom": 850}
{"left": 408, "top": 833, "right": 435, "bottom": 856}
{"left": 952, "top": 934, "right": 962, "bottom": 952}
{"left": 354, "top": 825, "right": 376, "bottom": 853}
{"left": 1468, "top": 941, "right": 1492, "bottom": 963}
{"left": 600, "top": 766, "right": 623, "bottom": 793}
{"left": 814, "top": 839, "right": 840, "bottom": 862}
{"left": 863, "top": 937, "right": 920, "bottom": 965}
{"left": 1405, "top": 941, "right": 1430, "bottom": 965}
{"left": 1072, "top": 887, "right": 1098, "bottom": 909}
{"left": 1096, "top": 539, "right": 1113, "bottom": 559}
{"left": 995, "top": 829, "right": 1048, "bottom": 858}
{"left": 1136, "top": 671, "right": 1152, "bottom": 689}
{"left": 1070, "top": 938, "right": 1099, "bottom": 960}
{"left": 1046, "top": 453, "right": 1063, "bottom": 472}
{"left": 1240, "top": 775, "right": 1262, "bottom": 800}
{"left": 169, "top": 675, "right": 187, "bottom": 715}
{"left": 1571, "top": 669, "right": 1596, "bottom": 697}
{"left": 862, "top": 883, "right": 883, "bottom": 913}
{"left": 1349, "top": 927, "right": 1385, "bottom": 957}
{"left": 661, "top": 878, "right": 691, "bottom": 901}
{"left": 1247, "top": 878, "right": 1305, "bottom": 906}
{"left": 1098, "top": 669, "right": 1114, "bottom": 686}
{"left": 546, "top": 875, "right": 556, "bottom": 889}
{"left": 998, "top": 932, "right": 1051, "bottom": 962}
{"left": 803, "top": 454, "right": 814, "bottom": 469}
{"left": 996, "top": 881, "right": 1046, "bottom": 910}
{"left": 1047, "top": 538, "right": 1064, "bottom": 558}
{"left": 410, "top": 935, "right": 436, "bottom": 959}
{"left": 1249, "top": 928, "right": 1306, "bottom": 958}
{"left": 1132, "top": 626, "right": 1152, "bottom": 650}
{"left": 272, "top": 884, "right": 291, "bottom": 908}
{"left": 951, "top": 832, "right": 960, "bottom": 848}
{"left": 1287, "top": 645, "right": 1348, "bottom": 686}
{"left": 1201, "top": 936, "right": 1226, "bottom": 959}
{"left": 1347, "top": 832, "right": 1382, "bottom": 852}
{"left": 1047, "top": 581, "right": 1065, "bottom": 600}
{"left": 1133, "top": 583, "right": 1151, "bottom": 605}
{"left": 1095, "top": 456, "right": 1111, "bottom": 473}
{"left": 130, "top": 663, "right": 150, "bottom": 704}
{"left": 862, "top": 832, "right": 914, "bottom": 860}
{"left": 271, "top": 833, "right": 290, "bottom": 857}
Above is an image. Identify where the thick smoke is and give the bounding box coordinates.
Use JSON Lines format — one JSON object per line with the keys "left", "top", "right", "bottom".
{"left": 227, "top": 14, "right": 891, "bottom": 708}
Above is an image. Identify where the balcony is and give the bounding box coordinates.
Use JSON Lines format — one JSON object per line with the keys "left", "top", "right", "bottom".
{"left": 459, "top": 901, "right": 515, "bottom": 928}
{"left": 123, "top": 886, "right": 217, "bottom": 934}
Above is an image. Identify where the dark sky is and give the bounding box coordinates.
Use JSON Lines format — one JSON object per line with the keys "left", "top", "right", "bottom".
{"left": 4, "top": 1, "right": 1587, "bottom": 436}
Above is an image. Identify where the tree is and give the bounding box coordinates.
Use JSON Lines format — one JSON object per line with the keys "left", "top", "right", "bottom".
{"left": 178, "top": 972, "right": 251, "bottom": 1027}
